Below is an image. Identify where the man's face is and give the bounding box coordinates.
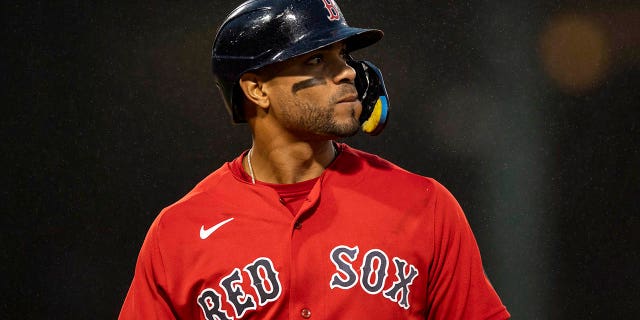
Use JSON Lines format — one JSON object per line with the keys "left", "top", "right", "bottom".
{"left": 259, "top": 42, "right": 362, "bottom": 139}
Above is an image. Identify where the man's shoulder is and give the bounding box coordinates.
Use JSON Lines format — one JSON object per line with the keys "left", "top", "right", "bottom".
{"left": 338, "top": 143, "right": 440, "bottom": 190}
{"left": 343, "top": 144, "right": 435, "bottom": 179}
{"left": 154, "top": 161, "right": 239, "bottom": 224}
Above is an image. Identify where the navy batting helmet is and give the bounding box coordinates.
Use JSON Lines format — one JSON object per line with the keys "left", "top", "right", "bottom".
{"left": 211, "top": 0, "right": 384, "bottom": 124}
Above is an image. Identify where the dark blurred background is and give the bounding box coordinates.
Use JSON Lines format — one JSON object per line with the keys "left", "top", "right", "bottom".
{"left": 3, "top": 0, "right": 639, "bottom": 319}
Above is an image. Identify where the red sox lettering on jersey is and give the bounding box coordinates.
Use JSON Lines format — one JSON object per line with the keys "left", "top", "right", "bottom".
{"left": 329, "top": 245, "right": 419, "bottom": 310}
{"left": 197, "top": 246, "right": 419, "bottom": 319}
{"left": 322, "top": 0, "right": 341, "bottom": 21}
{"left": 197, "top": 258, "right": 282, "bottom": 320}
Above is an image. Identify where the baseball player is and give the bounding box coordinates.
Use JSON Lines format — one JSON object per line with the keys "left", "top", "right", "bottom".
{"left": 119, "top": 0, "right": 510, "bottom": 319}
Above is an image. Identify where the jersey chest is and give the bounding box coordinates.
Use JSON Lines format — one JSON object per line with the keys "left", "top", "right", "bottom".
{"left": 163, "top": 191, "right": 432, "bottom": 319}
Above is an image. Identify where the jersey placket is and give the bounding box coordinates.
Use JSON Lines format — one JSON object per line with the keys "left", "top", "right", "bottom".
{"left": 288, "top": 178, "right": 326, "bottom": 319}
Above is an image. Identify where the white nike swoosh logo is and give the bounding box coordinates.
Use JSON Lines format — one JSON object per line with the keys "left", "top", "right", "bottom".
{"left": 200, "top": 218, "right": 234, "bottom": 240}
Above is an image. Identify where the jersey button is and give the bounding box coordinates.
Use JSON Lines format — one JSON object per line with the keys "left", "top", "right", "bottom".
{"left": 294, "top": 222, "right": 302, "bottom": 230}
{"left": 279, "top": 198, "right": 286, "bottom": 205}
{"left": 300, "top": 308, "right": 311, "bottom": 318}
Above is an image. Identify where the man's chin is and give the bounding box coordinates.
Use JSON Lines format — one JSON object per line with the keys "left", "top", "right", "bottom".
{"left": 330, "top": 120, "right": 361, "bottom": 138}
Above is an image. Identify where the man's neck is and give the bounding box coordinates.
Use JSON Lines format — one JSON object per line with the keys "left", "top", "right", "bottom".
{"left": 244, "top": 139, "right": 337, "bottom": 184}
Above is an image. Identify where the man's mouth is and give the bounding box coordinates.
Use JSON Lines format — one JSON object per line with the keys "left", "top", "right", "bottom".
{"left": 336, "top": 93, "right": 359, "bottom": 104}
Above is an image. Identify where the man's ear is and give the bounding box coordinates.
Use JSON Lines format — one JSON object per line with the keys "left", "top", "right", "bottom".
{"left": 239, "top": 73, "right": 270, "bottom": 109}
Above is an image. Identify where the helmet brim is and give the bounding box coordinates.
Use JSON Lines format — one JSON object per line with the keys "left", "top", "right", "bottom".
{"left": 248, "top": 27, "right": 384, "bottom": 73}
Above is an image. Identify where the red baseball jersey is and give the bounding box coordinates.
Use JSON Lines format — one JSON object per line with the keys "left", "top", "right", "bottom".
{"left": 119, "top": 143, "right": 510, "bottom": 319}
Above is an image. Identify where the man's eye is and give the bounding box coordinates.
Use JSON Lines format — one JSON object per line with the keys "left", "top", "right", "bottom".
{"left": 307, "top": 55, "right": 323, "bottom": 65}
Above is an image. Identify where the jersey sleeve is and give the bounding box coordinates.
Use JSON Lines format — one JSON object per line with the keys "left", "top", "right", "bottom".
{"left": 119, "top": 215, "right": 176, "bottom": 320}
{"left": 426, "top": 181, "right": 510, "bottom": 320}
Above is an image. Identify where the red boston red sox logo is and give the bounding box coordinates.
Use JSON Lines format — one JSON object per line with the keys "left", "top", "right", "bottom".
{"left": 322, "top": 0, "right": 341, "bottom": 21}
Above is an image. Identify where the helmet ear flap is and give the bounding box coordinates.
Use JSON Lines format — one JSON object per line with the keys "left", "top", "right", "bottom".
{"left": 230, "top": 85, "right": 247, "bottom": 123}
{"left": 348, "top": 59, "right": 390, "bottom": 135}
{"left": 215, "top": 79, "right": 246, "bottom": 124}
